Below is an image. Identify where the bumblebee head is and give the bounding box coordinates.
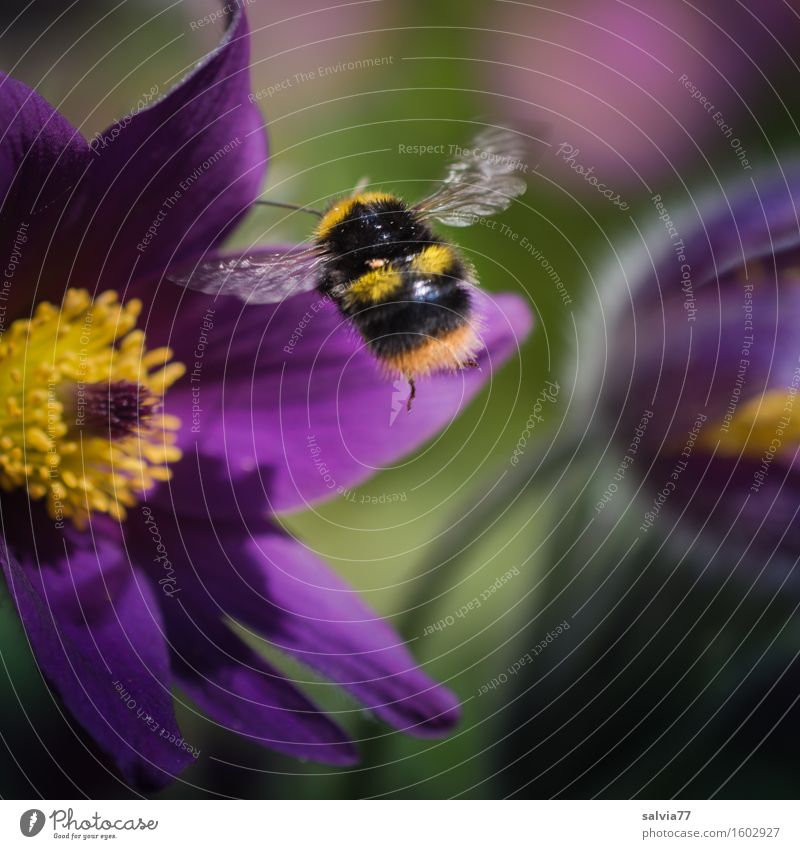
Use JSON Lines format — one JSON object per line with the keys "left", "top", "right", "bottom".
{"left": 315, "top": 192, "right": 425, "bottom": 265}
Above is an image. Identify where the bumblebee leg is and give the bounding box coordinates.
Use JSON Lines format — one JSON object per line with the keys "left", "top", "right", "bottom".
{"left": 462, "top": 358, "right": 479, "bottom": 369}
{"left": 406, "top": 377, "right": 416, "bottom": 412}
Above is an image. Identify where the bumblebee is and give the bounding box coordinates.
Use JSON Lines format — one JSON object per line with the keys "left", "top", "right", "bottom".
{"left": 175, "top": 128, "right": 530, "bottom": 408}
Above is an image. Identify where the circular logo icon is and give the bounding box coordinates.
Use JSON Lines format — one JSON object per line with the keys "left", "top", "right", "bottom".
{"left": 19, "top": 810, "right": 46, "bottom": 837}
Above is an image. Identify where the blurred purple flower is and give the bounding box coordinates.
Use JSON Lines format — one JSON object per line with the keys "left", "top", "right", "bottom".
{"left": 0, "top": 4, "right": 532, "bottom": 787}
{"left": 600, "top": 165, "right": 800, "bottom": 585}
{"left": 489, "top": 0, "right": 799, "bottom": 187}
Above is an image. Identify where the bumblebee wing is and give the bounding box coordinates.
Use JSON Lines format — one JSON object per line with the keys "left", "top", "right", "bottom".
{"left": 168, "top": 245, "right": 325, "bottom": 303}
{"left": 413, "top": 127, "right": 532, "bottom": 227}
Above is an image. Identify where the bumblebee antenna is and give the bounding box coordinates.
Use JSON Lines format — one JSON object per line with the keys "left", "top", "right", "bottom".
{"left": 254, "top": 199, "right": 323, "bottom": 218}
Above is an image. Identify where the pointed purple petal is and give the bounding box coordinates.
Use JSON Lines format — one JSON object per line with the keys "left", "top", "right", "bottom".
{"left": 0, "top": 73, "right": 91, "bottom": 317}
{"left": 165, "top": 605, "right": 357, "bottom": 765}
{"left": 80, "top": 2, "right": 266, "bottom": 286}
{"left": 129, "top": 504, "right": 460, "bottom": 737}
{"left": 0, "top": 73, "right": 88, "bottom": 219}
{"left": 0, "top": 510, "right": 191, "bottom": 789}
{"left": 636, "top": 166, "right": 800, "bottom": 307}
{"left": 124, "top": 505, "right": 358, "bottom": 764}
{"left": 228, "top": 531, "right": 462, "bottom": 737}
{"left": 608, "top": 248, "right": 800, "bottom": 458}
{"left": 643, "top": 452, "right": 800, "bottom": 591}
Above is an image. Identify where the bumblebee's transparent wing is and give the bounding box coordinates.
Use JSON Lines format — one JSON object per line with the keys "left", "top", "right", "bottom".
{"left": 414, "top": 127, "right": 532, "bottom": 227}
{"left": 168, "top": 245, "right": 326, "bottom": 303}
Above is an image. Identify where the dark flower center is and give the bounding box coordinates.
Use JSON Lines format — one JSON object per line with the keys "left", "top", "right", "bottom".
{"left": 76, "top": 380, "right": 158, "bottom": 439}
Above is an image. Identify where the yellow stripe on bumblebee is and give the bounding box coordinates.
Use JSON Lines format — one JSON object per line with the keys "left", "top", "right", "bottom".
{"left": 410, "top": 244, "right": 459, "bottom": 277}
{"left": 343, "top": 268, "right": 404, "bottom": 308}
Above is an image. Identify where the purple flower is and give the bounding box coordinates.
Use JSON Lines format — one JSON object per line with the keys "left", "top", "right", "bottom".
{"left": 598, "top": 166, "right": 800, "bottom": 586}
{"left": 0, "top": 5, "right": 532, "bottom": 787}
{"left": 488, "top": 0, "right": 799, "bottom": 187}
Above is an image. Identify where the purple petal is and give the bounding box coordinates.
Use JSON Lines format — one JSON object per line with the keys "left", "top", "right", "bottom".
{"left": 226, "top": 531, "right": 462, "bottom": 737}
{"left": 0, "top": 74, "right": 91, "bottom": 318}
{"left": 162, "top": 601, "right": 357, "bottom": 765}
{"left": 642, "top": 452, "right": 800, "bottom": 591}
{"left": 635, "top": 166, "right": 800, "bottom": 307}
{"left": 130, "top": 504, "right": 460, "bottom": 738}
{"left": 607, "top": 258, "right": 800, "bottom": 456}
{"left": 490, "top": 1, "right": 799, "bottom": 188}
{"left": 147, "top": 270, "right": 532, "bottom": 513}
{"left": 78, "top": 2, "right": 266, "bottom": 286}
{"left": 0, "top": 506, "right": 191, "bottom": 789}
{"left": 0, "top": 74, "right": 88, "bottom": 218}
{"left": 123, "top": 505, "right": 359, "bottom": 763}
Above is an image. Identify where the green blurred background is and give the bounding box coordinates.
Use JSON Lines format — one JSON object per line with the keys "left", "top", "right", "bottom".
{"left": 2, "top": 0, "right": 800, "bottom": 799}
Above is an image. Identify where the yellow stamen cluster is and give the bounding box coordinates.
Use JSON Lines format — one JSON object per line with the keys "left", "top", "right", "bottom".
{"left": 0, "top": 289, "right": 185, "bottom": 528}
